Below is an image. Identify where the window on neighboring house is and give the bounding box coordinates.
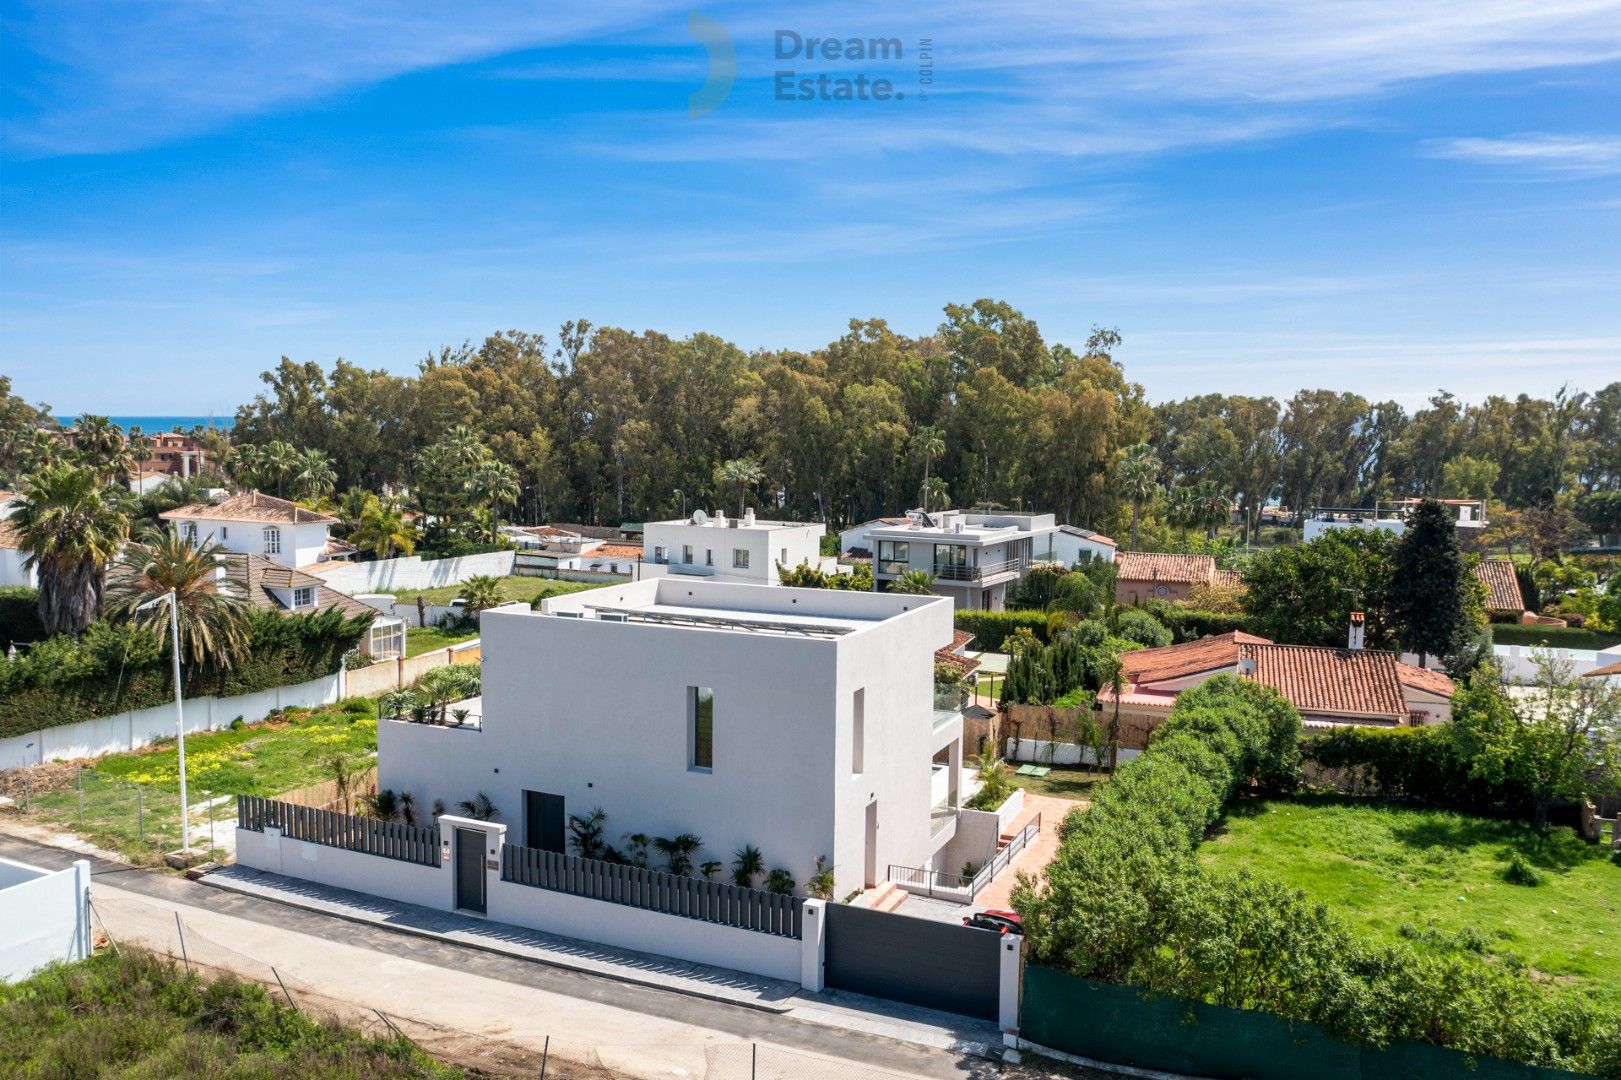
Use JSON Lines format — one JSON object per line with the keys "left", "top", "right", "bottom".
{"left": 852, "top": 688, "right": 865, "bottom": 775}
{"left": 653, "top": 546, "right": 666, "bottom": 562}
{"left": 688, "top": 686, "right": 714, "bottom": 771}
{"left": 780, "top": 547, "right": 788, "bottom": 567}
{"left": 183, "top": 523, "right": 197, "bottom": 545}
{"left": 705, "top": 548, "right": 713, "bottom": 566}
{"left": 292, "top": 586, "right": 315, "bottom": 608}
{"left": 682, "top": 544, "right": 694, "bottom": 564}
{"left": 263, "top": 527, "right": 281, "bottom": 555}
{"left": 733, "top": 549, "right": 750, "bottom": 570}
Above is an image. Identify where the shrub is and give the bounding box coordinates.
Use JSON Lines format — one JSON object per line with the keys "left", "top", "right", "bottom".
{"left": 1503, "top": 852, "right": 1542, "bottom": 887}
{"left": 1114, "top": 608, "right": 1172, "bottom": 648}
{"left": 954, "top": 609, "right": 1050, "bottom": 652}
{"left": 1014, "top": 675, "right": 1621, "bottom": 1076}
{"left": 1147, "top": 602, "right": 1250, "bottom": 642}
{"left": 0, "top": 585, "right": 43, "bottom": 648}
{"left": 1302, "top": 724, "right": 1533, "bottom": 818}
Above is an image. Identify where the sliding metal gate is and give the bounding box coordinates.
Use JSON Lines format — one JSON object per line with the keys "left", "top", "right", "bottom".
{"left": 823, "top": 902, "right": 1001, "bottom": 1020}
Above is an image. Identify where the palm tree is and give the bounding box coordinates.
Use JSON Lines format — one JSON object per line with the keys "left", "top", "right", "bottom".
{"left": 262, "top": 441, "right": 299, "bottom": 498}
{"left": 891, "top": 569, "right": 935, "bottom": 595}
{"left": 653, "top": 833, "right": 703, "bottom": 876}
{"left": 72, "top": 415, "right": 134, "bottom": 484}
{"left": 459, "top": 575, "right": 505, "bottom": 612}
{"left": 291, "top": 448, "right": 336, "bottom": 502}
{"left": 351, "top": 496, "right": 416, "bottom": 559}
{"left": 912, "top": 426, "right": 946, "bottom": 511}
{"left": 334, "top": 488, "right": 374, "bottom": 536}
{"left": 469, "top": 459, "right": 520, "bottom": 532}
{"left": 715, "top": 458, "right": 765, "bottom": 519}
{"left": 105, "top": 532, "right": 252, "bottom": 671}
{"left": 1196, "top": 482, "right": 1236, "bottom": 540}
{"left": 732, "top": 844, "right": 764, "bottom": 888}
{"left": 11, "top": 464, "right": 130, "bottom": 635}
{"left": 922, "top": 476, "right": 951, "bottom": 513}
{"left": 1114, "top": 444, "right": 1161, "bottom": 550}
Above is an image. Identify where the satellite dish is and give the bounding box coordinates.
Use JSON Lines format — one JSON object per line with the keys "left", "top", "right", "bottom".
{"left": 691, "top": 509, "right": 708, "bottom": 525}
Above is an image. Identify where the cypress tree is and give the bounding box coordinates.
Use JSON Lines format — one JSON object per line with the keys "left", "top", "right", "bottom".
{"left": 1390, "top": 498, "right": 1473, "bottom": 666}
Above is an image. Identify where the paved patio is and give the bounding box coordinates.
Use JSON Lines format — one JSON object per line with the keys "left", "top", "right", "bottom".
{"left": 971, "top": 793, "right": 1078, "bottom": 912}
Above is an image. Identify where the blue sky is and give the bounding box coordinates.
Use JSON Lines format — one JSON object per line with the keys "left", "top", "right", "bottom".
{"left": 2, "top": 2, "right": 1619, "bottom": 415}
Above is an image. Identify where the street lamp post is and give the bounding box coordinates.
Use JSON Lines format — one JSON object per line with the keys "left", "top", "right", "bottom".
{"left": 139, "top": 589, "right": 191, "bottom": 853}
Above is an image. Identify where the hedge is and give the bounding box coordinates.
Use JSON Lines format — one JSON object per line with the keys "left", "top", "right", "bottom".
{"left": 953, "top": 609, "right": 1050, "bottom": 652}
{"left": 1014, "top": 676, "right": 1621, "bottom": 1077}
{"left": 0, "top": 586, "right": 44, "bottom": 649}
{"left": 1491, "top": 624, "right": 1621, "bottom": 651}
{"left": 0, "top": 608, "right": 371, "bottom": 740}
{"left": 1148, "top": 603, "right": 1251, "bottom": 643}
{"left": 1303, "top": 724, "right": 1535, "bottom": 819}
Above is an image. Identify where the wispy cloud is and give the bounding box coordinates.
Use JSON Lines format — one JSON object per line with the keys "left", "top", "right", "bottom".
{"left": 1426, "top": 133, "right": 1621, "bottom": 175}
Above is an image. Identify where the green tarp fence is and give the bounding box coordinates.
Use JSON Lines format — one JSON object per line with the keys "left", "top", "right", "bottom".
{"left": 1021, "top": 965, "right": 1596, "bottom": 1080}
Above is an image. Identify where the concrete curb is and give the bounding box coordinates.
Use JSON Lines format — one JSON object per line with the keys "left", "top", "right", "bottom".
{"left": 200, "top": 868, "right": 797, "bottom": 1014}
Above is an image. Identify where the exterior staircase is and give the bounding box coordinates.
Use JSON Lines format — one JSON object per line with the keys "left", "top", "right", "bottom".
{"left": 859, "top": 881, "right": 909, "bottom": 913}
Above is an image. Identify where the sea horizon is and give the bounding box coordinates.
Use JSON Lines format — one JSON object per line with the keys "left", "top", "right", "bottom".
{"left": 54, "top": 415, "right": 232, "bottom": 433}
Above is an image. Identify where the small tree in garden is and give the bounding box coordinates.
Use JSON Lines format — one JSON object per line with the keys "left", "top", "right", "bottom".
{"left": 567, "top": 807, "right": 607, "bottom": 858}
{"left": 714, "top": 458, "right": 765, "bottom": 519}
{"left": 1390, "top": 498, "right": 1480, "bottom": 667}
{"left": 653, "top": 833, "right": 703, "bottom": 876}
{"left": 699, "top": 860, "right": 723, "bottom": 881}
{"left": 459, "top": 575, "right": 506, "bottom": 612}
{"left": 808, "top": 856, "right": 836, "bottom": 899}
{"left": 891, "top": 569, "right": 935, "bottom": 595}
{"left": 763, "top": 868, "right": 795, "bottom": 895}
{"left": 455, "top": 792, "right": 499, "bottom": 820}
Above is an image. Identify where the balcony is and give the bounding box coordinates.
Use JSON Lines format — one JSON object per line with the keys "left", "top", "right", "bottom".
{"left": 931, "top": 556, "right": 1027, "bottom": 582}
{"left": 933, "top": 686, "right": 968, "bottom": 729}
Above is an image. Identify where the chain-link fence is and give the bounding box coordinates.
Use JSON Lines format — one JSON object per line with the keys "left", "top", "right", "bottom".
{"left": 0, "top": 762, "right": 233, "bottom": 864}
{"left": 84, "top": 890, "right": 962, "bottom": 1080}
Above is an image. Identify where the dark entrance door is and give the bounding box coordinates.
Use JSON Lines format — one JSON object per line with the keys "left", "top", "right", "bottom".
{"left": 824, "top": 902, "right": 1002, "bottom": 1019}
{"left": 454, "top": 827, "right": 487, "bottom": 914}
{"left": 524, "top": 791, "right": 566, "bottom": 853}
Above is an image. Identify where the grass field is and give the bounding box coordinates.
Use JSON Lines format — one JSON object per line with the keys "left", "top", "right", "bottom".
{"left": 1200, "top": 793, "right": 1621, "bottom": 1006}
{"left": 1490, "top": 624, "right": 1621, "bottom": 651}
{"left": 386, "top": 575, "right": 603, "bottom": 606}
{"left": 405, "top": 626, "right": 479, "bottom": 657}
{"left": 1008, "top": 764, "right": 1106, "bottom": 802}
{"left": 12, "top": 701, "right": 378, "bottom": 864}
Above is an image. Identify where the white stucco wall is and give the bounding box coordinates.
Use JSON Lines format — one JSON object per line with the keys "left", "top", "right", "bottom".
{"left": 0, "top": 673, "right": 342, "bottom": 768}
{"left": 0, "top": 857, "right": 92, "bottom": 983}
{"left": 179, "top": 518, "right": 330, "bottom": 570}
{"left": 379, "top": 580, "right": 952, "bottom": 901}
{"left": 1046, "top": 531, "right": 1117, "bottom": 567}
{"left": 309, "top": 550, "right": 518, "bottom": 594}
{"left": 642, "top": 519, "right": 823, "bottom": 586}
{"left": 0, "top": 547, "right": 36, "bottom": 588}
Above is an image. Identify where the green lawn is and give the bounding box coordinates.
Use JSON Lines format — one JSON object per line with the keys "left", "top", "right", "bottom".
{"left": 1490, "top": 624, "right": 1621, "bottom": 651}
{"left": 1007, "top": 764, "right": 1106, "bottom": 802}
{"left": 18, "top": 701, "right": 378, "bottom": 865}
{"left": 405, "top": 626, "right": 479, "bottom": 657}
{"left": 1200, "top": 793, "right": 1621, "bottom": 1006}
{"left": 386, "top": 575, "right": 604, "bottom": 606}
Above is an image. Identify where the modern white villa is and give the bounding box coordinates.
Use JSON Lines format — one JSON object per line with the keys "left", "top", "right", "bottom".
{"left": 639, "top": 510, "right": 830, "bottom": 586}
{"left": 161, "top": 491, "right": 342, "bottom": 569}
{"left": 841, "top": 509, "right": 1067, "bottom": 610}
{"left": 1302, "top": 498, "right": 1487, "bottom": 541}
{"left": 377, "top": 578, "right": 966, "bottom": 901}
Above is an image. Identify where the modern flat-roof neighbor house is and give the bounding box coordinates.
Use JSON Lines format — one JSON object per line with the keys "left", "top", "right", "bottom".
{"left": 1047, "top": 525, "right": 1117, "bottom": 567}
{"left": 1113, "top": 550, "right": 1243, "bottom": 605}
{"left": 1098, "top": 627, "right": 1455, "bottom": 730}
{"left": 846, "top": 508, "right": 1063, "bottom": 611}
{"left": 377, "top": 578, "right": 961, "bottom": 900}
{"left": 1302, "top": 498, "right": 1487, "bottom": 542}
{"left": 640, "top": 509, "right": 828, "bottom": 586}
{"left": 160, "top": 490, "right": 338, "bottom": 569}
{"left": 505, "top": 526, "right": 642, "bottom": 579}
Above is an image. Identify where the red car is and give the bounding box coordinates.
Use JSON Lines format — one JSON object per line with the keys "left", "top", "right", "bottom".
{"left": 964, "top": 909, "right": 1022, "bottom": 934}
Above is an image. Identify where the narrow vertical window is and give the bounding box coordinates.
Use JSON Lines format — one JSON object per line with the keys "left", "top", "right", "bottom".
{"left": 689, "top": 686, "right": 714, "bottom": 771}
{"left": 263, "top": 527, "right": 281, "bottom": 555}
{"left": 852, "top": 688, "right": 865, "bottom": 775}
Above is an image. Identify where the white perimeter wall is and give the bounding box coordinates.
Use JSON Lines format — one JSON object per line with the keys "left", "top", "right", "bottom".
{"left": 1006, "top": 737, "right": 1142, "bottom": 767}
{"left": 233, "top": 819, "right": 802, "bottom": 983}
{"left": 1494, "top": 643, "right": 1619, "bottom": 683}
{"left": 309, "top": 551, "right": 517, "bottom": 595}
{"left": 0, "top": 548, "right": 36, "bottom": 588}
{"left": 0, "top": 857, "right": 91, "bottom": 983}
{"left": 0, "top": 673, "right": 342, "bottom": 769}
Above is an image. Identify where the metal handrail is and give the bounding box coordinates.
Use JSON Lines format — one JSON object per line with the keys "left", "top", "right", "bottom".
{"left": 932, "top": 557, "right": 1027, "bottom": 581}
{"left": 888, "top": 810, "right": 1043, "bottom": 902}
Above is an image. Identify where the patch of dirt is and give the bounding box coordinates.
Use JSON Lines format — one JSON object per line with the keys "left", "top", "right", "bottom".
{"left": 0, "top": 760, "right": 89, "bottom": 800}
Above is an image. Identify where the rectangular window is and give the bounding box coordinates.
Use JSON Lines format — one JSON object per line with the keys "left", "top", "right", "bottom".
{"left": 689, "top": 686, "right": 714, "bottom": 771}
{"left": 292, "top": 586, "right": 315, "bottom": 608}
{"left": 263, "top": 527, "right": 281, "bottom": 555}
{"left": 653, "top": 546, "right": 666, "bottom": 562}
{"left": 780, "top": 547, "right": 788, "bottom": 567}
{"left": 183, "top": 523, "right": 197, "bottom": 544}
{"left": 705, "top": 548, "right": 713, "bottom": 566}
{"left": 733, "top": 548, "right": 750, "bottom": 569}
{"left": 682, "top": 544, "right": 694, "bottom": 564}
{"left": 852, "top": 688, "right": 865, "bottom": 775}
{"left": 220, "top": 526, "right": 228, "bottom": 540}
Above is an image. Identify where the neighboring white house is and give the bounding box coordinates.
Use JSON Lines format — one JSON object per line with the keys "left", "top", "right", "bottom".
{"left": 1046, "top": 524, "right": 1118, "bottom": 567}
{"left": 503, "top": 526, "right": 641, "bottom": 579}
{"left": 844, "top": 509, "right": 1063, "bottom": 611}
{"left": 218, "top": 553, "right": 406, "bottom": 658}
{"left": 0, "top": 518, "right": 36, "bottom": 588}
{"left": 377, "top": 578, "right": 961, "bottom": 900}
{"left": 160, "top": 491, "right": 338, "bottom": 569}
{"left": 1302, "top": 498, "right": 1487, "bottom": 542}
{"left": 640, "top": 510, "right": 828, "bottom": 586}
{"left": 0, "top": 857, "right": 92, "bottom": 983}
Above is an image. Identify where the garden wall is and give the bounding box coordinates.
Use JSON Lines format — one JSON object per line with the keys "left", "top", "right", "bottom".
{"left": 0, "top": 673, "right": 342, "bottom": 768}
{"left": 0, "top": 856, "right": 91, "bottom": 982}
{"left": 343, "top": 641, "right": 481, "bottom": 699}
{"left": 1494, "top": 644, "right": 1618, "bottom": 683}
{"left": 308, "top": 550, "right": 517, "bottom": 595}
{"left": 1019, "top": 965, "right": 1593, "bottom": 1080}
{"left": 1004, "top": 737, "right": 1142, "bottom": 767}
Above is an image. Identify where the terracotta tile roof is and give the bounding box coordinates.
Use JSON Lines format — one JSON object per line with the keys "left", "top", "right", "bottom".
{"left": 322, "top": 537, "right": 358, "bottom": 559}
{"left": 0, "top": 518, "right": 20, "bottom": 550}
{"left": 220, "top": 553, "right": 379, "bottom": 621}
{"left": 1395, "top": 661, "right": 1456, "bottom": 698}
{"left": 1242, "top": 643, "right": 1407, "bottom": 719}
{"left": 1474, "top": 559, "right": 1525, "bottom": 613}
{"left": 1060, "top": 525, "right": 1117, "bottom": 547}
{"left": 934, "top": 628, "right": 982, "bottom": 676}
{"left": 1211, "top": 569, "right": 1247, "bottom": 589}
{"left": 1115, "top": 550, "right": 1219, "bottom": 585}
{"left": 159, "top": 491, "right": 336, "bottom": 525}
{"left": 590, "top": 543, "right": 642, "bottom": 560}
{"left": 1586, "top": 660, "right": 1621, "bottom": 679}
{"left": 548, "top": 523, "right": 623, "bottom": 540}
{"left": 1121, "top": 631, "right": 1273, "bottom": 684}
{"left": 0, "top": 490, "right": 18, "bottom": 501}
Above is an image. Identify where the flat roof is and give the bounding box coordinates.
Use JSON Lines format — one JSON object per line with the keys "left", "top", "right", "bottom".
{"left": 533, "top": 578, "right": 941, "bottom": 637}
{"left": 645, "top": 516, "right": 824, "bottom": 532}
